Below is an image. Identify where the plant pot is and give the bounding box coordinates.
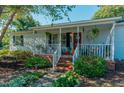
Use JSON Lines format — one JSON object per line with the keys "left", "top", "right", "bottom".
{"left": 107, "top": 61, "right": 116, "bottom": 71}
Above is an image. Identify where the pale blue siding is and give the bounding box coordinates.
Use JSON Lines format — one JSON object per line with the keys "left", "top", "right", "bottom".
{"left": 114, "top": 23, "right": 124, "bottom": 60}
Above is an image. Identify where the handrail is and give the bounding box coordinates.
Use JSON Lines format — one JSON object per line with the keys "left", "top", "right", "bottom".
{"left": 52, "top": 44, "right": 61, "bottom": 71}
{"left": 72, "top": 44, "right": 79, "bottom": 64}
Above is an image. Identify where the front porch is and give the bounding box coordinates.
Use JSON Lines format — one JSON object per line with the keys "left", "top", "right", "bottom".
{"left": 30, "top": 22, "right": 115, "bottom": 71}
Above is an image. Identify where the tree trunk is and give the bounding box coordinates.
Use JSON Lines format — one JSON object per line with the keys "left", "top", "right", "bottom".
{"left": 0, "top": 11, "right": 16, "bottom": 42}
{"left": 0, "top": 6, "right": 4, "bottom": 17}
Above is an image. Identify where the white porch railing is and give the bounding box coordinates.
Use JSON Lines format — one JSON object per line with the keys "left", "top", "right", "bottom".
{"left": 80, "top": 44, "right": 112, "bottom": 60}
{"left": 35, "top": 44, "right": 60, "bottom": 54}
{"left": 72, "top": 44, "right": 79, "bottom": 64}
{"left": 53, "top": 44, "right": 61, "bottom": 70}
{"left": 35, "top": 44, "right": 61, "bottom": 71}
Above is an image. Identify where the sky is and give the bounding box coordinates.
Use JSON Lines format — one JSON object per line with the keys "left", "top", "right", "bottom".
{"left": 33, "top": 5, "right": 100, "bottom": 25}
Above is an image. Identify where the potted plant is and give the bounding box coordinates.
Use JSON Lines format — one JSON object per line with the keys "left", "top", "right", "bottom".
{"left": 65, "top": 51, "right": 69, "bottom": 55}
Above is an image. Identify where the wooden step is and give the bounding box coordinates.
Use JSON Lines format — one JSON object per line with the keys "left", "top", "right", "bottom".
{"left": 55, "top": 56, "right": 73, "bottom": 72}
{"left": 57, "top": 62, "right": 73, "bottom": 67}
{"left": 55, "top": 66, "right": 73, "bottom": 72}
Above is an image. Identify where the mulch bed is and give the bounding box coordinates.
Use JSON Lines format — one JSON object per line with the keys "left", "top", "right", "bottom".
{"left": 78, "top": 70, "right": 124, "bottom": 87}
{"left": 1, "top": 60, "right": 124, "bottom": 87}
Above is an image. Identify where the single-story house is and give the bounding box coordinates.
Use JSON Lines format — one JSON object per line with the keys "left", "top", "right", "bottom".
{"left": 9, "top": 17, "right": 124, "bottom": 67}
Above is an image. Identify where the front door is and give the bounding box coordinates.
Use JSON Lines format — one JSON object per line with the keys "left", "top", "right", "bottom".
{"left": 73, "top": 32, "right": 82, "bottom": 49}
{"left": 66, "top": 33, "right": 71, "bottom": 48}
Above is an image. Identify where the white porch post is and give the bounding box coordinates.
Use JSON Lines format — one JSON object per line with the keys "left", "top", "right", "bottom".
{"left": 33, "top": 30, "right": 35, "bottom": 55}
{"left": 77, "top": 26, "right": 80, "bottom": 58}
{"left": 77, "top": 26, "right": 80, "bottom": 46}
{"left": 112, "top": 23, "right": 116, "bottom": 61}
{"left": 60, "top": 28, "right": 62, "bottom": 55}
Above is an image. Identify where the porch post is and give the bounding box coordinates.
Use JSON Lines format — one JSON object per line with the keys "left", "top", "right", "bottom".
{"left": 112, "top": 23, "right": 116, "bottom": 61}
{"left": 33, "top": 30, "right": 35, "bottom": 55}
{"left": 60, "top": 28, "right": 62, "bottom": 55}
{"left": 77, "top": 26, "right": 80, "bottom": 46}
{"left": 77, "top": 26, "right": 80, "bottom": 56}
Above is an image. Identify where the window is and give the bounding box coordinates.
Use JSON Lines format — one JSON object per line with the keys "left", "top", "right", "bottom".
{"left": 13, "top": 35, "right": 24, "bottom": 46}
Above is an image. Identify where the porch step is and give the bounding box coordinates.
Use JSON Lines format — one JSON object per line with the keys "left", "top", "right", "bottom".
{"left": 55, "top": 56, "right": 73, "bottom": 72}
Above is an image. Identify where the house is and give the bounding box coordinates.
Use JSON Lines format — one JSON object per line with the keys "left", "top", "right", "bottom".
{"left": 9, "top": 17, "right": 124, "bottom": 68}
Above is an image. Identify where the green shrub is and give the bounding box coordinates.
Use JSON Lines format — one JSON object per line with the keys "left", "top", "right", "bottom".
{"left": 0, "top": 49, "right": 10, "bottom": 56}
{"left": 74, "top": 56, "right": 107, "bottom": 78}
{"left": 0, "top": 50, "right": 33, "bottom": 62}
{"left": 25, "top": 56, "right": 52, "bottom": 69}
{"left": 0, "top": 72, "right": 43, "bottom": 87}
{"left": 10, "top": 50, "right": 33, "bottom": 62}
{"left": 53, "top": 71, "right": 79, "bottom": 87}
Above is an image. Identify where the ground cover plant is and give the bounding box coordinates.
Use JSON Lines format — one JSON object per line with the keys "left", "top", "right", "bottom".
{"left": 0, "top": 72, "right": 43, "bottom": 87}
{"left": 53, "top": 71, "right": 80, "bottom": 87}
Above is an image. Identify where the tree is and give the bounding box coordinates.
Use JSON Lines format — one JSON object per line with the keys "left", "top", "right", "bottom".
{"left": 93, "top": 5, "right": 124, "bottom": 19}
{"left": 12, "top": 16, "right": 40, "bottom": 31}
{"left": 0, "top": 6, "right": 4, "bottom": 17}
{"left": 0, "top": 5, "right": 75, "bottom": 43}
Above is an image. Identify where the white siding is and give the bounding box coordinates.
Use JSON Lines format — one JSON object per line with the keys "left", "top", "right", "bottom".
{"left": 10, "top": 31, "right": 46, "bottom": 53}
{"left": 114, "top": 24, "right": 124, "bottom": 60}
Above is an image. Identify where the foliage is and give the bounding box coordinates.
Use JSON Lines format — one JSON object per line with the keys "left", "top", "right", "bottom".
{"left": 25, "top": 56, "right": 52, "bottom": 68}
{"left": 53, "top": 71, "right": 79, "bottom": 87}
{"left": 74, "top": 56, "right": 107, "bottom": 78}
{"left": 10, "top": 50, "right": 33, "bottom": 62}
{"left": 86, "top": 27, "right": 100, "bottom": 42}
{"left": 0, "top": 49, "right": 10, "bottom": 56}
{"left": 0, "top": 49, "right": 33, "bottom": 62}
{"left": 0, "top": 72, "right": 43, "bottom": 87}
{"left": 12, "top": 16, "right": 40, "bottom": 31}
{"left": 2, "top": 34, "right": 9, "bottom": 49}
{"left": 93, "top": 5, "right": 124, "bottom": 19}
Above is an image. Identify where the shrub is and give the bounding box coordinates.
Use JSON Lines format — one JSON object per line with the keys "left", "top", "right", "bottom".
{"left": 0, "top": 50, "right": 33, "bottom": 62}
{"left": 10, "top": 50, "right": 33, "bottom": 62}
{"left": 0, "top": 72, "right": 43, "bottom": 87}
{"left": 0, "top": 49, "right": 10, "bottom": 56}
{"left": 74, "top": 56, "right": 107, "bottom": 78}
{"left": 25, "top": 56, "right": 52, "bottom": 69}
{"left": 53, "top": 71, "right": 79, "bottom": 87}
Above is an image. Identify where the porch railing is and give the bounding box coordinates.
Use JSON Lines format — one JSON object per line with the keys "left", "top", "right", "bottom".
{"left": 35, "top": 44, "right": 60, "bottom": 54}
{"left": 35, "top": 44, "right": 61, "bottom": 71}
{"left": 80, "top": 44, "right": 112, "bottom": 60}
{"left": 72, "top": 44, "right": 79, "bottom": 64}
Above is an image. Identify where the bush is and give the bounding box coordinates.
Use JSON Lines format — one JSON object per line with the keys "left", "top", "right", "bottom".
{"left": 0, "top": 50, "right": 33, "bottom": 62}
{"left": 53, "top": 71, "right": 79, "bottom": 87}
{"left": 0, "top": 72, "right": 43, "bottom": 87}
{"left": 10, "top": 50, "right": 33, "bottom": 62}
{"left": 0, "top": 49, "right": 10, "bottom": 56}
{"left": 74, "top": 56, "right": 107, "bottom": 78}
{"left": 25, "top": 56, "right": 52, "bottom": 69}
